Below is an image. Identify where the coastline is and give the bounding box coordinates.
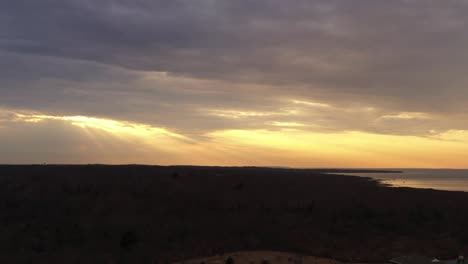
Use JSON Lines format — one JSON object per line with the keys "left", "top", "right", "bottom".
{"left": 329, "top": 169, "right": 468, "bottom": 193}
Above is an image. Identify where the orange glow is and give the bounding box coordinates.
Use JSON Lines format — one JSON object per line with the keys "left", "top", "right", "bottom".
{"left": 207, "top": 129, "right": 468, "bottom": 168}
{"left": 2, "top": 110, "right": 468, "bottom": 168}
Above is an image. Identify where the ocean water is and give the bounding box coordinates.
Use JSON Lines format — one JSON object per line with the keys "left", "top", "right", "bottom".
{"left": 338, "top": 169, "right": 468, "bottom": 192}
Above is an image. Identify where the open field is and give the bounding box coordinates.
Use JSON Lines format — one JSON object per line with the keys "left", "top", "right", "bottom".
{"left": 0, "top": 165, "right": 467, "bottom": 263}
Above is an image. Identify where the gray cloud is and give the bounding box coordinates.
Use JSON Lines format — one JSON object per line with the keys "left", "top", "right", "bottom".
{"left": 1, "top": 0, "right": 468, "bottom": 138}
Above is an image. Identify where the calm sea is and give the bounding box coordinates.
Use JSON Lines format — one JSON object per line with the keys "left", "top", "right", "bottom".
{"left": 338, "top": 169, "right": 468, "bottom": 192}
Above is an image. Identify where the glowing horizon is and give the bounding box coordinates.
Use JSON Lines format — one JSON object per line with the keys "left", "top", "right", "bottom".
{"left": 1, "top": 109, "right": 468, "bottom": 168}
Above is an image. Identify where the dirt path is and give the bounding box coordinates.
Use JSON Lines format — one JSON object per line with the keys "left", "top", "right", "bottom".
{"left": 173, "top": 251, "right": 343, "bottom": 264}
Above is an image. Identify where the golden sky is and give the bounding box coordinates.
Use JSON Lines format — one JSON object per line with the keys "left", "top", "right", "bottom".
{"left": 1, "top": 109, "right": 467, "bottom": 168}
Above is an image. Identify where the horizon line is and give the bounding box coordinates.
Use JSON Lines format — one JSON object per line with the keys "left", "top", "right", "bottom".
{"left": 0, "top": 164, "right": 466, "bottom": 170}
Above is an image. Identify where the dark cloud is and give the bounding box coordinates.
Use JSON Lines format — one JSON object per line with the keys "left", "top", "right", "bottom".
{"left": 1, "top": 0, "right": 468, "bottom": 137}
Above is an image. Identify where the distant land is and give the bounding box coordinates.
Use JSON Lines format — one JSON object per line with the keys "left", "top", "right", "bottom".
{"left": 0, "top": 164, "right": 403, "bottom": 173}
{"left": 0, "top": 165, "right": 466, "bottom": 263}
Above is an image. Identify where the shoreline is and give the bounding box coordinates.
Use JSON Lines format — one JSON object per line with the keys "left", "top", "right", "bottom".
{"left": 328, "top": 169, "right": 468, "bottom": 193}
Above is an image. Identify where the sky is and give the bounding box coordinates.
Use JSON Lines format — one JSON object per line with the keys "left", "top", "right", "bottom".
{"left": 1, "top": 0, "right": 468, "bottom": 168}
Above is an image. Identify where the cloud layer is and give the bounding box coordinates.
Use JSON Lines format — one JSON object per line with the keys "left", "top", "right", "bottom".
{"left": 1, "top": 0, "right": 468, "bottom": 166}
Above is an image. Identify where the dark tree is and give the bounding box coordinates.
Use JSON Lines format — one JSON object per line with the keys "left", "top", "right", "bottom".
{"left": 120, "top": 230, "right": 139, "bottom": 250}
{"left": 226, "top": 256, "right": 234, "bottom": 264}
